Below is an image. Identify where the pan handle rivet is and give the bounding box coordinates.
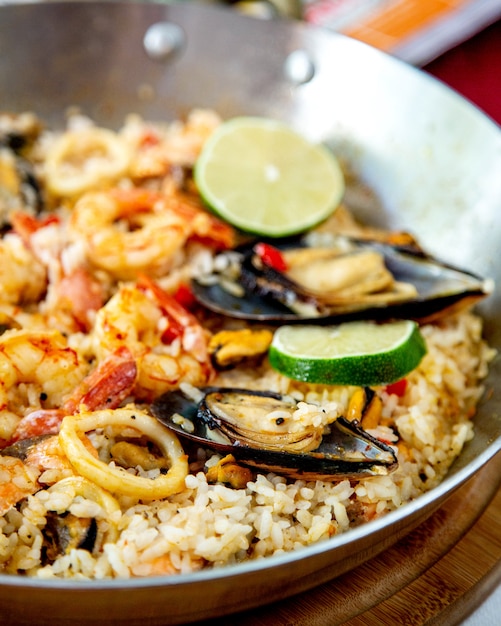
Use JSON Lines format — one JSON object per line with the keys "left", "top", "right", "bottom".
{"left": 284, "top": 50, "right": 315, "bottom": 85}
{"left": 143, "top": 22, "right": 185, "bottom": 61}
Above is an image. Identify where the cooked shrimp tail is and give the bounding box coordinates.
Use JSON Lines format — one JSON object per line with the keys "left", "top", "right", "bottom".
{"left": 63, "top": 345, "right": 137, "bottom": 414}
{"left": 68, "top": 187, "right": 235, "bottom": 281}
{"left": 9, "top": 346, "right": 137, "bottom": 444}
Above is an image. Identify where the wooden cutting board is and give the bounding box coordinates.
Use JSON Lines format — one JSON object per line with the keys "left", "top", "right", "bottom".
{"left": 203, "top": 451, "right": 501, "bottom": 625}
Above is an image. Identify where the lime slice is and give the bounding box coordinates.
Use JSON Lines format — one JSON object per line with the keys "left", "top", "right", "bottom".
{"left": 194, "top": 117, "right": 345, "bottom": 237}
{"left": 268, "top": 320, "right": 427, "bottom": 386}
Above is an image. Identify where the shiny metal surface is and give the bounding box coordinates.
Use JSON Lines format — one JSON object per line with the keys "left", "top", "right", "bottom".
{"left": 1, "top": 2, "right": 501, "bottom": 624}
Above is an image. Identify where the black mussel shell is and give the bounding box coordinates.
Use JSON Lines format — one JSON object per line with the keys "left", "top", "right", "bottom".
{"left": 43, "top": 513, "right": 98, "bottom": 565}
{"left": 192, "top": 238, "right": 491, "bottom": 323}
{"left": 151, "top": 387, "right": 398, "bottom": 481}
{"left": 0, "top": 149, "right": 44, "bottom": 230}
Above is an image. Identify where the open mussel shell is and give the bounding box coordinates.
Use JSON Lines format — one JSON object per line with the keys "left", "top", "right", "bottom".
{"left": 150, "top": 387, "right": 398, "bottom": 481}
{"left": 192, "top": 237, "right": 491, "bottom": 323}
{"left": 191, "top": 280, "right": 301, "bottom": 322}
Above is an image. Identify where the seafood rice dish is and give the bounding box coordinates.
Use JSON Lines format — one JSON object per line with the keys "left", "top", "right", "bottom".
{"left": 0, "top": 108, "right": 495, "bottom": 580}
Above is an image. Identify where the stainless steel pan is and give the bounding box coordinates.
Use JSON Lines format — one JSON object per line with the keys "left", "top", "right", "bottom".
{"left": 1, "top": 2, "right": 501, "bottom": 624}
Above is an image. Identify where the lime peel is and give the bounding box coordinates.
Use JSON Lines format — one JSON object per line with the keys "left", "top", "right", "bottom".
{"left": 268, "top": 320, "right": 427, "bottom": 387}
{"left": 194, "top": 116, "right": 345, "bottom": 237}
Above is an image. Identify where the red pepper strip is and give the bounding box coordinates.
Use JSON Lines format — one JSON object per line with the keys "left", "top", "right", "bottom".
{"left": 139, "top": 129, "right": 161, "bottom": 148}
{"left": 137, "top": 275, "right": 191, "bottom": 345}
{"left": 157, "top": 287, "right": 185, "bottom": 342}
{"left": 173, "top": 283, "right": 197, "bottom": 311}
{"left": 10, "top": 211, "right": 60, "bottom": 245}
{"left": 255, "top": 242, "right": 288, "bottom": 272}
{"left": 385, "top": 378, "right": 408, "bottom": 397}
{"left": 161, "top": 321, "right": 184, "bottom": 344}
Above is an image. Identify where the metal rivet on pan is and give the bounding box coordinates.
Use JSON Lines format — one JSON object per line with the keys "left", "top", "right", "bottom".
{"left": 143, "top": 22, "right": 185, "bottom": 61}
{"left": 284, "top": 50, "right": 315, "bottom": 85}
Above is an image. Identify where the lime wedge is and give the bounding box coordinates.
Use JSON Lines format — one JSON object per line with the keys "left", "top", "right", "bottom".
{"left": 194, "top": 117, "right": 344, "bottom": 237}
{"left": 268, "top": 320, "right": 427, "bottom": 386}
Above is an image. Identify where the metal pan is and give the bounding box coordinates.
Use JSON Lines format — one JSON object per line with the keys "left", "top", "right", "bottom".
{"left": 1, "top": 2, "right": 500, "bottom": 624}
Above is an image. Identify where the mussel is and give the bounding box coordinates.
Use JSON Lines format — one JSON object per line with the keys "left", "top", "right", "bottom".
{"left": 150, "top": 387, "right": 398, "bottom": 481}
{"left": 43, "top": 512, "right": 98, "bottom": 565}
{"left": 0, "top": 112, "right": 44, "bottom": 229}
{"left": 0, "top": 112, "right": 42, "bottom": 151}
{"left": 192, "top": 236, "right": 491, "bottom": 323}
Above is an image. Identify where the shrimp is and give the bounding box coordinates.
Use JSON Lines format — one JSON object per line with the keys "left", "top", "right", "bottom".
{"left": 0, "top": 433, "right": 100, "bottom": 513}
{"left": 0, "top": 303, "right": 47, "bottom": 334}
{"left": 91, "top": 276, "right": 214, "bottom": 401}
{"left": 9, "top": 346, "right": 137, "bottom": 443}
{"left": 0, "top": 233, "right": 47, "bottom": 305}
{"left": 22, "top": 435, "right": 75, "bottom": 484}
{"left": 10, "top": 210, "right": 106, "bottom": 333}
{"left": 0, "top": 456, "right": 40, "bottom": 516}
{"left": 125, "top": 108, "right": 222, "bottom": 178}
{"left": 68, "top": 187, "right": 235, "bottom": 281}
{"left": 130, "top": 555, "right": 180, "bottom": 578}
{"left": 129, "top": 553, "right": 203, "bottom": 577}
{"left": 47, "top": 267, "right": 106, "bottom": 333}
{"left": 0, "top": 329, "right": 89, "bottom": 444}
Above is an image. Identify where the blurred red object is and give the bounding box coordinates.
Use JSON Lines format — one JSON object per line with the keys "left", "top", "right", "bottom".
{"left": 424, "top": 19, "right": 501, "bottom": 125}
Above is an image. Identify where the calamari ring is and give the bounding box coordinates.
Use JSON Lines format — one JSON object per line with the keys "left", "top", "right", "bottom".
{"left": 45, "top": 128, "right": 130, "bottom": 197}
{"left": 47, "top": 476, "right": 121, "bottom": 543}
{"left": 58, "top": 408, "right": 188, "bottom": 500}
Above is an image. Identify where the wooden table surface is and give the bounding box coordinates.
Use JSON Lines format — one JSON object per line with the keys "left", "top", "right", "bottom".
{"left": 200, "top": 451, "right": 501, "bottom": 625}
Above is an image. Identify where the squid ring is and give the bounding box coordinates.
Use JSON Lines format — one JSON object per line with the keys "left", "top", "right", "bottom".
{"left": 47, "top": 476, "right": 121, "bottom": 543}
{"left": 45, "top": 128, "right": 130, "bottom": 197}
{"left": 58, "top": 408, "right": 188, "bottom": 500}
